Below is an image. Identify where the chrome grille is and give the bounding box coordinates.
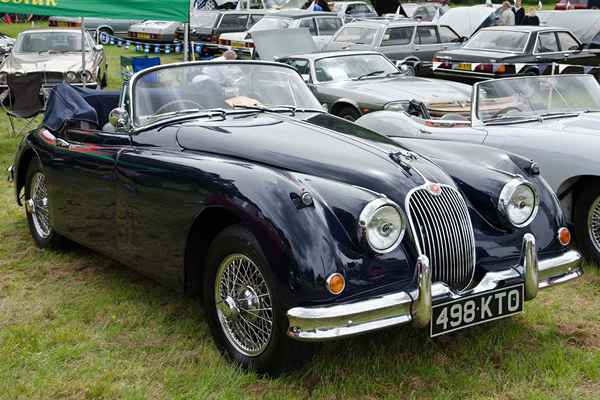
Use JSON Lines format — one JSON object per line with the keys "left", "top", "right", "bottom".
{"left": 406, "top": 185, "right": 476, "bottom": 292}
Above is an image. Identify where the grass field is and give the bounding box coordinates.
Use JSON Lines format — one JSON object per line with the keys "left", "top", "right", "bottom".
{"left": 0, "top": 22, "right": 599, "bottom": 400}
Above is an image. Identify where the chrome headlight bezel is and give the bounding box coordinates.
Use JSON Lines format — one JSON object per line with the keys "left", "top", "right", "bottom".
{"left": 80, "top": 70, "right": 94, "bottom": 83}
{"left": 498, "top": 178, "right": 540, "bottom": 228}
{"left": 384, "top": 101, "right": 410, "bottom": 112}
{"left": 64, "top": 71, "right": 78, "bottom": 83}
{"left": 359, "top": 198, "right": 406, "bottom": 254}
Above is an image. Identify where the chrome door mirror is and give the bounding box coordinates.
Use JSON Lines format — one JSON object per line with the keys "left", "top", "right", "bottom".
{"left": 108, "top": 108, "right": 131, "bottom": 131}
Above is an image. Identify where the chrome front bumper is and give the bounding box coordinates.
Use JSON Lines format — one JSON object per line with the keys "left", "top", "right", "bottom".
{"left": 287, "top": 234, "right": 583, "bottom": 341}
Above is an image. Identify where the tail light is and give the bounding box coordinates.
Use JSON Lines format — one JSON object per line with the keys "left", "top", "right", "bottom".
{"left": 219, "top": 39, "right": 231, "bottom": 46}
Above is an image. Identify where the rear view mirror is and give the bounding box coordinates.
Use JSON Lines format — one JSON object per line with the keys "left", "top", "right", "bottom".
{"left": 109, "top": 107, "right": 131, "bottom": 131}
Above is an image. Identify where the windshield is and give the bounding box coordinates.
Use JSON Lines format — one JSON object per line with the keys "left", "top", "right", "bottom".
{"left": 15, "top": 31, "right": 91, "bottom": 53}
{"left": 464, "top": 30, "right": 529, "bottom": 53}
{"left": 132, "top": 63, "right": 322, "bottom": 126}
{"left": 477, "top": 75, "right": 600, "bottom": 123}
{"left": 314, "top": 54, "right": 398, "bottom": 82}
{"left": 249, "top": 16, "right": 292, "bottom": 32}
{"left": 191, "top": 12, "right": 220, "bottom": 28}
{"left": 333, "top": 26, "right": 377, "bottom": 45}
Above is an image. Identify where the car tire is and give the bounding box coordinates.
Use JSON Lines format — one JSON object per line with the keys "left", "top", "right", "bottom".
{"left": 575, "top": 185, "right": 600, "bottom": 265}
{"left": 100, "top": 72, "right": 108, "bottom": 89}
{"left": 203, "top": 225, "right": 314, "bottom": 375}
{"left": 24, "top": 159, "right": 66, "bottom": 249}
{"left": 336, "top": 106, "right": 361, "bottom": 122}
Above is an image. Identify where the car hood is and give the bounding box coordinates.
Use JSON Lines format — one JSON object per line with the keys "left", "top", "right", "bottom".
{"left": 220, "top": 31, "right": 249, "bottom": 41}
{"left": 1, "top": 52, "right": 96, "bottom": 74}
{"left": 327, "top": 76, "right": 471, "bottom": 104}
{"left": 130, "top": 21, "right": 180, "bottom": 33}
{"left": 175, "top": 112, "right": 456, "bottom": 198}
{"left": 436, "top": 49, "right": 519, "bottom": 62}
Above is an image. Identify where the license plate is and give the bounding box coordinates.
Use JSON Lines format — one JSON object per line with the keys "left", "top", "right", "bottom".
{"left": 137, "top": 33, "right": 151, "bottom": 40}
{"left": 457, "top": 63, "right": 471, "bottom": 71}
{"left": 230, "top": 40, "right": 246, "bottom": 48}
{"left": 430, "top": 284, "right": 524, "bottom": 337}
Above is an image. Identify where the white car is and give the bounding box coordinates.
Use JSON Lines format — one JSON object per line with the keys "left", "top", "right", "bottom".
{"left": 219, "top": 10, "right": 343, "bottom": 54}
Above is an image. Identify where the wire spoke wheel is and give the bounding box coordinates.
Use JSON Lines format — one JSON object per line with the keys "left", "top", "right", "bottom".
{"left": 588, "top": 195, "right": 600, "bottom": 254}
{"left": 214, "top": 254, "right": 273, "bottom": 357}
{"left": 29, "top": 172, "right": 51, "bottom": 239}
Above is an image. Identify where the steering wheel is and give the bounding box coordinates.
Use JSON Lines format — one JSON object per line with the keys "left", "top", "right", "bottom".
{"left": 153, "top": 99, "right": 205, "bottom": 116}
{"left": 491, "top": 106, "right": 523, "bottom": 119}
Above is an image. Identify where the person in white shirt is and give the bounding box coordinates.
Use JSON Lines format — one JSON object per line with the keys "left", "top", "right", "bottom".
{"left": 498, "top": 1, "right": 515, "bottom": 25}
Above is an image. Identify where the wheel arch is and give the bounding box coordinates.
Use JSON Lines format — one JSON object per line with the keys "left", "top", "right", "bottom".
{"left": 557, "top": 175, "right": 600, "bottom": 221}
{"left": 330, "top": 99, "right": 361, "bottom": 117}
{"left": 16, "top": 147, "right": 39, "bottom": 206}
{"left": 184, "top": 206, "right": 241, "bottom": 296}
{"left": 97, "top": 25, "right": 114, "bottom": 35}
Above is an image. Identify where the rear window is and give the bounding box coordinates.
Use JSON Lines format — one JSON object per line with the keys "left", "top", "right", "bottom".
{"left": 464, "top": 30, "right": 529, "bottom": 53}
{"left": 334, "top": 26, "right": 377, "bottom": 45}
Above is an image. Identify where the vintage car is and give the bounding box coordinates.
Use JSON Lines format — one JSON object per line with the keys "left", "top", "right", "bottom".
{"left": 324, "top": 19, "right": 465, "bottom": 75}
{"left": 218, "top": 10, "right": 343, "bottom": 55}
{"left": 275, "top": 49, "right": 471, "bottom": 120}
{"left": 0, "top": 32, "right": 15, "bottom": 61}
{"left": 438, "top": 4, "right": 501, "bottom": 38}
{"left": 128, "top": 21, "right": 183, "bottom": 43}
{"left": 356, "top": 74, "right": 600, "bottom": 264}
{"left": 9, "top": 61, "right": 583, "bottom": 373}
{"left": 48, "top": 17, "right": 142, "bottom": 38}
{"left": 396, "top": 2, "right": 446, "bottom": 21}
{"left": 0, "top": 29, "right": 107, "bottom": 90}
{"left": 330, "top": 1, "right": 378, "bottom": 22}
{"left": 554, "top": 0, "right": 599, "bottom": 10}
{"left": 433, "top": 26, "right": 600, "bottom": 81}
{"left": 539, "top": 10, "right": 600, "bottom": 48}
{"left": 175, "top": 10, "right": 267, "bottom": 56}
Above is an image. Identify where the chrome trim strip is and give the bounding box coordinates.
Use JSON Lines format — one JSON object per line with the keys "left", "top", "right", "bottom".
{"left": 286, "top": 238, "right": 583, "bottom": 342}
{"left": 7, "top": 165, "right": 14, "bottom": 183}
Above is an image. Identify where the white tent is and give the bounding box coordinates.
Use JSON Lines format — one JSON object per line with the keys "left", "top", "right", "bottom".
{"left": 538, "top": 10, "right": 600, "bottom": 44}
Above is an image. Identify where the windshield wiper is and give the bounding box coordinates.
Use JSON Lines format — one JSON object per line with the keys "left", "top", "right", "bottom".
{"left": 355, "top": 70, "right": 385, "bottom": 80}
{"left": 385, "top": 71, "right": 403, "bottom": 78}
{"left": 150, "top": 108, "right": 227, "bottom": 130}
{"left": 233, "top": 105, "right": 324, "bottom": 117}
{"left": 537, "top": 112, "right": 580, "bottom": 121}
{"left": 483, "top": 115, "right": 538, "bottom": 125}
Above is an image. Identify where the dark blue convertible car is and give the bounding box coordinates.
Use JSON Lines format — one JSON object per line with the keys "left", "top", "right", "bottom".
{"left": 9, "top": 61, "right": 583, "bottom": 374}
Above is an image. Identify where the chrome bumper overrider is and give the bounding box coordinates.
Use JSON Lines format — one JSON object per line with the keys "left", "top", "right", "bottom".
{"left": 7, "top": 165, "right": 14, "bottom": 183}
{"left": 287, "top": 234, "right": 583, "bottom": 341}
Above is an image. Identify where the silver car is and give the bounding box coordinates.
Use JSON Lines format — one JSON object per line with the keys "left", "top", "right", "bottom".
{"left": 356, "top": 74, "right": 600, "bottom": 264}
{"left": 128, "top": 21, "right": 183, "bottom": 43}
{"left": 49, "top": 17, "right": 141, "bottom": 38}
{"left": 324, "top": 19, "right": 465, "bottom": 75}
{"left": 330, "top": 1, "right": 378, "bottom": 22}
{"left": 277, "top": 50, "right": 471, "bottom": 121}
{"left": 0, "top": 29, "right": 107, "bottom": 89}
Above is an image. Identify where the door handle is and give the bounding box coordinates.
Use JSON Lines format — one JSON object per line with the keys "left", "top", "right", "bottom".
{"left": 419, "top": 129, "right": 432, "bottom": 135}
{"left": 56, "top": 138, "right": 70, "bottom": 149}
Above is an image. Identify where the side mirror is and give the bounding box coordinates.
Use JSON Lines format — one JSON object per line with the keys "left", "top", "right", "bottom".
{"left": 109, "top": 108, "right": 131, "bottom": 131}
{"left": 301, "top": 74, "right": 310, "bottom": 83}
{"left": 94, "top": 44, "right": 104, "bottom": 52}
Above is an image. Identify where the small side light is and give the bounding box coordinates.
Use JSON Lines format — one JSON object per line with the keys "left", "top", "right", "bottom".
{"left": 326, "top": 273, "right": 345, "bottom": 295}
{"left": 558, "top": 227, "right": 571, "bottom": 246}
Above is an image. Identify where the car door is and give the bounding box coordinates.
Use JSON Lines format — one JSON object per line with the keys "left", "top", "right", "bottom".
{"left": 47, "top": 124, "right": 131, "bottom": 256}
{"left": 437, "top": 25, "right": 463, "bottom": 52}
{"left": 414, "top": 25, "right": 441, "bottom": 62}
{"left": 379, "top": 26, "right": 415, "bottom": 61}
{"left": 556, "top": 30, "right": 600, "bottom": 66}
{"left": 533, "top": 31, "right": 563, "bottom": 64}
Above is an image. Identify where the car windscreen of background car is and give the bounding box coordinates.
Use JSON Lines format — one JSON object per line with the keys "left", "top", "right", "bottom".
{"left": 334, "top": 27, "right": 377, "bottom": 45}
{"left": 191, "top": 12, "right": 220, "bottom": 28}
{"left": 464, "top": 30, "right": 529, "bottom": 53}
{"left": 249, "top": 17, "right": 291, "bottom": 32}
{"left": 477, "top": 75, "right": 600, "bottom": 122}
{"left": 15, "top": 32, "right": 91, "bottom": 53}
{"left": 133, "top": 64, "right": 322, "bottom": 126}
{"left": 314, "top": 54, "right": 397, "bottom": 82}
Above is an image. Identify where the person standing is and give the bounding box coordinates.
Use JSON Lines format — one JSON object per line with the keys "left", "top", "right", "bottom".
{"left": 498, "top": 1, "right": 516, "bottom": 26}
{"left": 513, "top": 0, "right": 525, "bottom": 25}
{"left": 521, "top": 7, "right": 540, "bottom": 26}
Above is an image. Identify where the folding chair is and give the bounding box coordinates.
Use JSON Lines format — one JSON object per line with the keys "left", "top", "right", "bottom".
{"left": 120, "top": 54, "right": 148, "bottom": 81}
{"left": 131, "top": 57, "right": 161, "bottom": 73}
{"left": 4, "top": 72, "right": 45, "bottom": 136}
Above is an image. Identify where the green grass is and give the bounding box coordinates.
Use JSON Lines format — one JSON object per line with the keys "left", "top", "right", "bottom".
{"left": 0, "top": 22, "right": 599, "bottom": 400}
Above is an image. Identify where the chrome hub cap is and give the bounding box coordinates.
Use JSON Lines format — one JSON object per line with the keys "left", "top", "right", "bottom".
{"left": 588, "top": 195, "right": 600, "bottom": 254}
{"left": 29, "top": 172, "right": 51, "bottom": 239}
{"left": 215, "top": 254, "right": 273, "bottom": 357}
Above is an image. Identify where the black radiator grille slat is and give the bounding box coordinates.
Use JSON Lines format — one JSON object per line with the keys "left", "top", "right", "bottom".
{"left": 407, "top": 185, "right": 476, "bottom": 291}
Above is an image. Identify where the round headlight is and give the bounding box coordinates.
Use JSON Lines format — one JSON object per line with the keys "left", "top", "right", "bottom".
{"left": 80, "top": 70, "right": 93, "bottom": 83}
{"left": 384, "top": 101, "right": 409, "bottom": 112}
{"left": 359, "top": 198, "right": 406, "bottom": 253}
{"left": 498, "top": 179, "right": 540, "bottom": 228}
{"left": 64, "top": 71, "right": 78, "bottom": 83}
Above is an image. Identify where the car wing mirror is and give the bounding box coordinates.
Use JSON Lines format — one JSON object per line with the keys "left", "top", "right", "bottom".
{"left": 94, "top": 44, "right": 104, "bottom": 52}
{"left": 109, "top": 108, "right": 131, "bottom": 132}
